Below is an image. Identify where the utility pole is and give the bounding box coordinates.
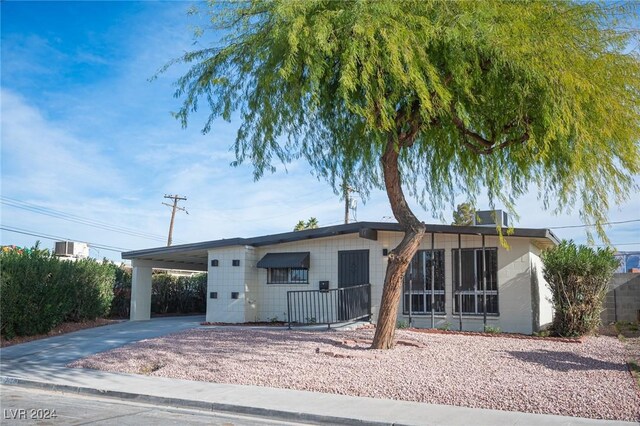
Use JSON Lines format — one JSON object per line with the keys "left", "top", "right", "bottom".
{"left": 163, "top": 194, "right": 188, "bottom": 246}
{"left": 344, "top": 185, "right": 351, "bottom": 224}
{"left": 343, "top": 182, "right": 358, "bottom": 224}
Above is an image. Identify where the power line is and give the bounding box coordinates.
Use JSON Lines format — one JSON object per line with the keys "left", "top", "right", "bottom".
{"left": 0, "top": 196, "right": 186, "bottom": 244}
{"left": 0, "top": 226, "right": 131, "bottom": 253}
{"left": 548, "top": 219, "right": 640, "bottom": 229}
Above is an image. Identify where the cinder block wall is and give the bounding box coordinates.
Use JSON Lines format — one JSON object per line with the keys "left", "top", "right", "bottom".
{"left": 601, "top": 273, "right": 640, "bottom": 324}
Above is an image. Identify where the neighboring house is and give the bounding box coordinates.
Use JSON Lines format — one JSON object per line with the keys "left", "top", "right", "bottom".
{"left": 614, "top": 251, "right": 640, "bottom": 273}
{"left": 123, "top": 221, "right": 559, "bottom": 335}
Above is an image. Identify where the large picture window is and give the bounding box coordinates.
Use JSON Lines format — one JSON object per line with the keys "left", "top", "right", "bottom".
{"left": 452, "top": 248, "right": 498, "bottom": 315}
{"left": 402, "top": 250, "right": 445, "bottom": 315}
{"left": 268, "top": 267, "right": 308, "bottom": 284}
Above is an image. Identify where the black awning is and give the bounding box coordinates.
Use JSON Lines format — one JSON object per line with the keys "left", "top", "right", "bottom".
{"left": 257, "top": 252, "right": 310, "bottom": 269}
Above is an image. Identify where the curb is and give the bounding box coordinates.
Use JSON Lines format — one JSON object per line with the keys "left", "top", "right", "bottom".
{"left": 0, "top": 375, "right": 397, "bottom": 426}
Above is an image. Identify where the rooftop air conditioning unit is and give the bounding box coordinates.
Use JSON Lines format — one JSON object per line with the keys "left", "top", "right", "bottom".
{"left": 54, "top": 241, "right": 75, "bottom": 257}
{"left": 54, "top": 241, "right": 89, "bottom": 258}
{"left": 473, "top": 210, "right": 509, "bottom": 228}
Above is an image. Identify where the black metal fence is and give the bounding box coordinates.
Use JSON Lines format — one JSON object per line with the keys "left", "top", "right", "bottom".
{"left": 287, "top": 284, "right": 371, "bottom": 328}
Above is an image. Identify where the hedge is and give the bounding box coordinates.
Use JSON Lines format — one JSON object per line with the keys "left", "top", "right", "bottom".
{"left": 109, "top": 270, "right": 207, "bottom": 318}
{"left": 1, "top": 246, "right": 114, "bottom": 339}
{"left": 1, "top": 245, "right": 208, "bottom": 340}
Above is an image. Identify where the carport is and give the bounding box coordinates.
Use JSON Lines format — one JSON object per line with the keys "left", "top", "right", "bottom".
{"left": 122, "top": 243, "right": 214, "bottom": 320}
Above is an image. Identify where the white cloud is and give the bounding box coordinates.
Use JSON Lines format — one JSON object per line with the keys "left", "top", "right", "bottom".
{"left": 0, "top": 89, "right": 128, "bottom": 201}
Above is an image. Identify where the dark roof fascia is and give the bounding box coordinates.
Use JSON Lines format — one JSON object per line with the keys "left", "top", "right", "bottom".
{"left": 122, "top": 221, "right": 559, "bottom": 260}
{"left": 121, "top": 238, "right": 247, "bottom": 259}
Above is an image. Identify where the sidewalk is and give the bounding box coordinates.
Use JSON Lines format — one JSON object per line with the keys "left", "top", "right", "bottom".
{"left": 0, "top": 317, "right": 635, "bottom": 426}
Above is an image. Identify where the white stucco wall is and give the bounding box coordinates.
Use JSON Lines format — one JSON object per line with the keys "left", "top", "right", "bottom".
{"left": 205, "top": 231, "right": 548, "bottom": 334}
{"left": 530, "top": 246, "right": 554, "bottom": 330}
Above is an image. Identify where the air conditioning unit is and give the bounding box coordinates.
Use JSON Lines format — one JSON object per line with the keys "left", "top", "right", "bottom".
{"left": 473, "top": 210, "right": 509, "bottom": 227}
{"left": 55, "top": 241, "right": 75, "bottom": 257}
{"left": 54, "top": 241, "right": 89, "bottom": 258}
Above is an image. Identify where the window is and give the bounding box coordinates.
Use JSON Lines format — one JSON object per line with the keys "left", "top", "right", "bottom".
{"left": 402, "top": 250, "right": 445, "bottom": 315}
{"left": 268, "top": 267, "right": 308, "bottom": 284}
{"left": 452, "top": 248, "right": 498, "bottom": 315}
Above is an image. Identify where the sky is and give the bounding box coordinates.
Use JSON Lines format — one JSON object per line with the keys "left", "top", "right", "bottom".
{"left": 1, "top": 1, "right": 639, "bottom": 263}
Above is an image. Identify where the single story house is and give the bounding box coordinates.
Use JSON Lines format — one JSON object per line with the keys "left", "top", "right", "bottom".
{"left": 122, "top": 221, "right": 559, "bottom": 334}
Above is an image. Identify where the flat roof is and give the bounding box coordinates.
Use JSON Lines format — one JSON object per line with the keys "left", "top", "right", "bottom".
{"left": 122, "top": 222, "right": 560, "bottom": 269}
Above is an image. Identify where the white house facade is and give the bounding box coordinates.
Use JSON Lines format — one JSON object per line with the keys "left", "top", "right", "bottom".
{"left": 123, "top": 222, "right": 558, "bottom": 335}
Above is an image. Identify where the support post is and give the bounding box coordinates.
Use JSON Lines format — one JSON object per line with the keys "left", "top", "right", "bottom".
{"left": 458, "top": 233, "right": 463, "bottom": 331}
{"left": 130, "top": 264, "right": 152, "bottom": 321}
{"left": 482, "top": 234, "right": 487, "bottom": 329}
{"left": 431, "top": 232, "right": 435, "bottom": 329}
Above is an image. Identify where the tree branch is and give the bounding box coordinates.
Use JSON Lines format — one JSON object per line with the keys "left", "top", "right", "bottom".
{"left": 451, "top": 104, "right": 530, "bottom": 155}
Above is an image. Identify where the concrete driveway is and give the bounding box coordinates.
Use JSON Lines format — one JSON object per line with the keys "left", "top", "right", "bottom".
{"left": 0, "top": 316, "right": 205, "bottom": 371}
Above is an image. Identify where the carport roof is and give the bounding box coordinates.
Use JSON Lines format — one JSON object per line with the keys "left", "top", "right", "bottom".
{"left": 122, "top": 221, "right": 560, "bottom": 270}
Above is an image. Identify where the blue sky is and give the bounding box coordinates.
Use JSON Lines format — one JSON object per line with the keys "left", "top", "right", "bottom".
{"left": 1, "top": 1, "right": 639, "bottom": 262}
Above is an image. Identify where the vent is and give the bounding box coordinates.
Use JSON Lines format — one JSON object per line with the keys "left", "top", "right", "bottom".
{"left": 54, "top": 241, "right": 74, "bottom": 256}
{"left": 473, "top": 210, "right": 509, "bottom": 227}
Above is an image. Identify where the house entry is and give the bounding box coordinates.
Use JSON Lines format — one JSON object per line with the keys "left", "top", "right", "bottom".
{"left": 338, "top": 250, "right": 369, "bottom": 321}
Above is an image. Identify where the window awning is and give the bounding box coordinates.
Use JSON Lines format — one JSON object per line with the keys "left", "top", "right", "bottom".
{"left": 257, "top": 252, "right": 310, "bottom": 269}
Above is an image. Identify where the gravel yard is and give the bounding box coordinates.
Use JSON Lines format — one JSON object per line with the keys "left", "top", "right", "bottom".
{"left": 69, "top": 328, "right": 640, "bottom": 421}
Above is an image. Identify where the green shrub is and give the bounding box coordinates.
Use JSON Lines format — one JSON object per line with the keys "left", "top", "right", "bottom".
{"left": 145, "top": 272, "right": 207, "bottom": 316}
{"left": 1, "top": 245, "right": 115, "bottom": 339}
{"left": 63, "top": 259, "right": 114, "bottom": 322}
{"left": 396, "top": 320, "right": 409, "bottom": 329}
{"left": 1, "top": 246, "right": 67, "bottom": 338}
{"left": 152, "top": 273, "right": 176, "bottom": 314}
{"left": 109, "top": 265, "right": 131, "bottom": 318}
{"left": 542, "top": 240, "right": 618, "bottom": 337}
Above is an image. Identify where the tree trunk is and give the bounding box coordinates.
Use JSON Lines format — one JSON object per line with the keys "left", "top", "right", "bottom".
{"left": 371, "top": 137, "right": 426, "bottom": 349}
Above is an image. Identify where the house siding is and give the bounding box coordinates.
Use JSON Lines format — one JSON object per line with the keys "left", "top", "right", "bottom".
{"left": 206, "top": 246, "right": 248, "bottom": 323}
{"left": 530, "top": 246, "right": 554, "bottom": 332}
{"left": 205, "top": 231, "right": 549, "bottom": 334}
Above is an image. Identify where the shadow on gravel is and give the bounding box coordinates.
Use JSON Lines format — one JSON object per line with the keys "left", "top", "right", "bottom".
{"left": 507, "top": 349, "right": 626, "bottom": 372}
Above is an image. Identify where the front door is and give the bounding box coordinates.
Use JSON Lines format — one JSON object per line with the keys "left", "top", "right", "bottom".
{"left": 338, "top": 250, "right": 369, "bottom": 320}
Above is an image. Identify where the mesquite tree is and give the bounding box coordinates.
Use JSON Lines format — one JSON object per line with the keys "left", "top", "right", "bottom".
{"left": 163, "top": 1, "right": 640, "bottom": 349}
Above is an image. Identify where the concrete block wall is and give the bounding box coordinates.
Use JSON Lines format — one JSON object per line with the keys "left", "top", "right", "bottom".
{"left": 601, "top": 273, "right": 640, "bottom": 324}
{"left": 206, "top": 246, "right": 249, "bottom": 323}
{"left": 204, "top": 232, "right": 547, "bottom": 334}
{"left": 393, "top": 234, "right": 535, "bottom": 334}
{"left": 244, "top": 247, "right": 259, "bottom": 322}
{"left": 255, "top": 234, "right": 383, "bottom": 322}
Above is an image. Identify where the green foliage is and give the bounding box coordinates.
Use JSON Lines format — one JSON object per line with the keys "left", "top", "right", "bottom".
{"left": 150, "top": 273, "right": 207, "bottom": 315}
{"left": 109, "top": 268, "right": 207, "bottom": 317}
{"left": 164, "top": 0, "right": 640, "bottom": 239}
{"left": 109, "top": 264, "right": 132, "bottom": 318}
{"left": 542, "top": 241, "right": 619, "bottom": 337}
{"left": 396, "top": 320, "right": 409, "bottom": 329}
{"left": 63, "top": 259, "right": 115, "bottom": 322}
{"left": 533, "top": 329, "right": 551, "bottom": 338}
{"left": 0, "top": 247, "right": 114, "bottom": 339}
{"left": 438, "top": 321, "right": 452, "bottom": 331}
{"left": 0, "top": 247, "right": 208, "bottom": 340}
{"left": 483, "top": 325, "right": 501, "bottom": 334}
{"left": 294, "top": 217, "right": 319, "bottom": 231}
{"left": 452, "top": 203, "right": 475, "bottom": 226}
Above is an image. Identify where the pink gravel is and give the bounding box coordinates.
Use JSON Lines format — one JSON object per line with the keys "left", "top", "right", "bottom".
{"left": 69, "top": 328, "right": 640, "bottom": 421}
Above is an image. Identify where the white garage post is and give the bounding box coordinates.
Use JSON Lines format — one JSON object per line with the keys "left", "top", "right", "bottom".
{"left": 130, "top": 261, "right": 152, "bottom": 321}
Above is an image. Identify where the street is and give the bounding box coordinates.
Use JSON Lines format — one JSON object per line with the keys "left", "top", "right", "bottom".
{"left": 0, "top": 386, "right": 315, "bottom": 426}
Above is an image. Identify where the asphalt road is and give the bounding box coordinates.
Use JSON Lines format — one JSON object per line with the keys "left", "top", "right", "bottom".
{"left": 0, "top": 386, "right": 315, "bottom": 426}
